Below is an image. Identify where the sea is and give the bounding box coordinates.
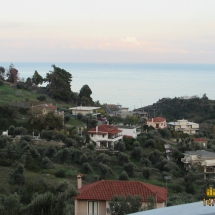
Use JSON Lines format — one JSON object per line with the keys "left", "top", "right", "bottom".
{"left": 1, "top": 62, "right": 215, "bottom": 111}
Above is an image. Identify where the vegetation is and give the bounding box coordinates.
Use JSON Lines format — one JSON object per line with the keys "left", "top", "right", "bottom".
{"left": 1, "top": 64, "right": 215, "bottom": 214}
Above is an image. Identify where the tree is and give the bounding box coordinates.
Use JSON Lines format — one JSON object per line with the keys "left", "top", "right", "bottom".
{"left": 0, "top": 66, "right": 5, "bottom": 80}
{"left": 45, "top": 65, "right": 72, "bottom": 101}
{"left": 107, "top": 195, "right": 143, "bottom": 215}
{"left": 123, "top": 162, "right": 136, "bottom": 177}
{"left": 142, "top": 167, "right": 151, "bottom": 179}
{"left": 9, "top": 163, "right": 26, "bottom": 186}
{"left": 79, "top": 84, "right": 92, "bottom": 99}
{"left": 32, "top": 70, "right": 43, "bottom": 86}
{"left": 118, "top": 171, "right": 129, "bottom": 180}
{"left": 6, "top": 64, "right": 19, "bottom": 83}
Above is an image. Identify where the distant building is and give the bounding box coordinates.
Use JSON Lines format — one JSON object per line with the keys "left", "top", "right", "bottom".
{"left": 133, "top": 110, "right": 148, "bottom": 119}
{"left": 147, "top": 117, "right": 167, "bottom": 129}
{"left": 194, "top": 138, "right": 208, "bottom": 148}
{"left": 168, "top": 119, "right": 199, "bottom": 134}
{"left": 31, "top": 103, "right": 57, "bottom": 115}
{"left": 68, "top": 106, "right": 100, "bottom": 115}
{"left": 181, "top": 150, "right": 215, "bottom": 179}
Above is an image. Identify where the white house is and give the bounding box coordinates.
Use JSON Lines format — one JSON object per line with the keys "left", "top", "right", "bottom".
{"left": 181, "top": 150, "right": 215, "bottom": 179}
{"left": 167, "top": 119, "right": 199, "bottom": 134}
{"left": 116, "top": 125, "right": 141, "bottom": 139}
{"left": 88, "top": 124, "right": 123, "bottom": 148}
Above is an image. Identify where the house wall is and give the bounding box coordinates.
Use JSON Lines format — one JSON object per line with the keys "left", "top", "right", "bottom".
{"left": 120, "top": 128, "right": 137, "bottom": 139}
{"left": 76, "top": 200, "right": 165, "bottom": 215}
{"left": 147, "top": 121, "right": 166, "bottom": 129}
{"left": 75, "top": 200, "right": 88, "bottom": 215}
{"left": 74, "top": 110, "right": 92, "bottom": 115}
{"left": 90, "top": 133, "right": 109, "bottom": 146}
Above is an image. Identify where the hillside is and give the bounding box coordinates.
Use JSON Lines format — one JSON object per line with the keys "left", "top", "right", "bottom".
{"left": 139, "top": 95, "right": 215, "bottom": 123}
{"left": 0, "top": 80, "right": 214, "bottom": 214}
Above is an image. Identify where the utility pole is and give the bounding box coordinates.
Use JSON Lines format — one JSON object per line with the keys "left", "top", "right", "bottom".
{"left": 164, "top": 176, "right": 172, "bottom": 206}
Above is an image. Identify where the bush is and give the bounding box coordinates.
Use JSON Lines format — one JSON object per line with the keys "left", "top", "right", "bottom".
{"left": 142, "top": 167, "right": 151, "bottom": 179}
{"left": 131, "top": 146, "right": 143, "bottom": 161}
{"left": 98, "top": 163, "right": 113, "bottom": 179}
{"left": 0, "top": 80, "right": 4, "bottom": 86}
{"left": 118, "top": 152, "right": 129, "bottom": 165}
{"left": 55, "top": 169, "right": 66, "bottom": 178}
{"left": 123, "top": 162, "right": 136, "bottom": 177}
{"left": 37, "top": 95, "right": 46, "bottom": 101}
{"left": 118, "top": 171, "right": 129, "bottom": 180}
{"left": 81, "top": 162, "right": 94, "bottom": 174}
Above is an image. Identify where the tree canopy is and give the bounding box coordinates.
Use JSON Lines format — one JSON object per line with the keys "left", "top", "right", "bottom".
{"left": 32, "top": 70, "right": 43, "bottom": 86}
{"left": 45, "top": 65, "right": 72, "bottom": 101}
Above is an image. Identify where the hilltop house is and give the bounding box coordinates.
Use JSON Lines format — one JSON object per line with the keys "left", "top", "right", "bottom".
{"left": 69, "top": 106, "right": 100, "bottom": 116}
{"left": 167, "top": 119, "right": 199, "bottom": 134}
{"left": 75, "top": 174, "right": 167, "bottom": 215}
{"left": 88, "top": 124, "right": 123, "bottom": 148}
{"left": 181, "top": 150, "right": 215, "bottom": 179}
{"left": 147, "top": 117, "right": 167, "bottom": 129}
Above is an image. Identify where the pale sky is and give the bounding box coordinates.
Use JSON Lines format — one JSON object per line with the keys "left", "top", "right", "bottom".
{"left": 1, "top": 0, "right": 215, "bottom": 63}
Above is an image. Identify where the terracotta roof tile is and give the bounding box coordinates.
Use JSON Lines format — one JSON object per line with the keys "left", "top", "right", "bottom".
{"left": 194, "top": 138, "right": 208, "bottom": 142}
{"left": 88, "top": 125, "right": 122, "bottom": 135}
{"left": 75, "top": 180, "right": 167, "bottom": 203}
{"left": 147, "top": 117, "right": 166, "bottom": 123}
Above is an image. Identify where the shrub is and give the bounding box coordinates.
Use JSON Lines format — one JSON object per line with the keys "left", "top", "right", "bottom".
{"left": 123, "top": 162, "right": 136, "bottom": 177}
{"left": 118, "top": 152, "right": 129, "bottom": 165}
{"left": 131, "top": 146, "right": 143, "bottom": 161}
{"left": 37, "top": 95, "right": 46, "bottom": 101}
{"left": 0, "top": 80, "right": 4, "bottom": 86}
{"left": 142, "top": 167, "right": 151, "bottom": 179}
{"left": 118, "top": 171, "right": 129, "bottom": 180}
{"left": 55, "top": 169, "right": 66, "bottom": 178}
{"left": 81, "top": 162, "right": 94, "bottom": 174}
{"left": 98, "top": 163, "right": 113, "bottom": 179}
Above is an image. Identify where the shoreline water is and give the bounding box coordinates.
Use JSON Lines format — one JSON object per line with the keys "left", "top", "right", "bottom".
{"left": 0, "top": 62, "right": 215, "bottom": 110}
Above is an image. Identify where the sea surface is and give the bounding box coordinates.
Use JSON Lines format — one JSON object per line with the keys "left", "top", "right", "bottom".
{"left": 1, "top": 62, "right": 215, "bottom": 111}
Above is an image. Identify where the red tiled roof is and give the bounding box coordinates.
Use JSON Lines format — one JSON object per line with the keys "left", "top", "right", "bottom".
{"left": 75, "top": 180, "right": 167, "bottom": 203}
{"left": 194, "top": 138, "right": 208, "bottom": 142}
{"left": 88, "top": 125, "right": 122, "bottom": 135}
{"left": 147, "top": 117, "right": 166, "bottom": 123}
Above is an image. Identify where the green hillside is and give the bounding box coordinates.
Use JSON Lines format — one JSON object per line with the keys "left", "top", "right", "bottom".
{"left": 140, "top": 95, "right": 215, "bottom": 123}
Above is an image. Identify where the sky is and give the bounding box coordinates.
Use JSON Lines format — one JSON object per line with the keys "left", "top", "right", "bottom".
{"left": 1, "top": 0, "right": 215, "bottom": 63}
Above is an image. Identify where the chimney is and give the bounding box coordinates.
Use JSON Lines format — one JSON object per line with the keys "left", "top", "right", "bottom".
{"left": 50, "top": 103, "right": 52, "bottom": 106}
{"left": 96, "top": 126, "right": 98, "bottom": 133}
{"left": 77, "top": 174, "right": 83, "bottom": 189}
{"left": 152, "top": 118, "right": 153, "bottom": 122}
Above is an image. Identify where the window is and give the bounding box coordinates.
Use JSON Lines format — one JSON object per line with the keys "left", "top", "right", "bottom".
{"left": 88, "top": 201, "right": 98, "bottom": 215}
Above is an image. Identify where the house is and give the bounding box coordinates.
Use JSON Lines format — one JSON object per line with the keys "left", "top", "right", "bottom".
{"left": 181, "top": 150, "right": 215, "bottom": 179}
{"left": 31, "top": 103, "right": 57, "bottom": 115}
{"left": 88, "top": 124, "right": 123, "bottom": 148}
{"left": 167, "top": 119, "right": 199, "bottom": 134}
{"left": 69, "top": 106, "right": 100, "bottom": 116}
{"left": 116, "top": 125, "right": 141, "bottom": 139}
{"left": 75, "top": 174, "right": 167, "bottom": 215}
{"left": 2, "top": 130, "right": 8, "bottom": 136}
{"left": 147, "top": 117, "right": 167, "bottom": 129}
{"left": 133, "top": 110, "right": 148, "bottom": 119}
{"left": 194, "top": 138, "right": 208, "bottom": 148}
